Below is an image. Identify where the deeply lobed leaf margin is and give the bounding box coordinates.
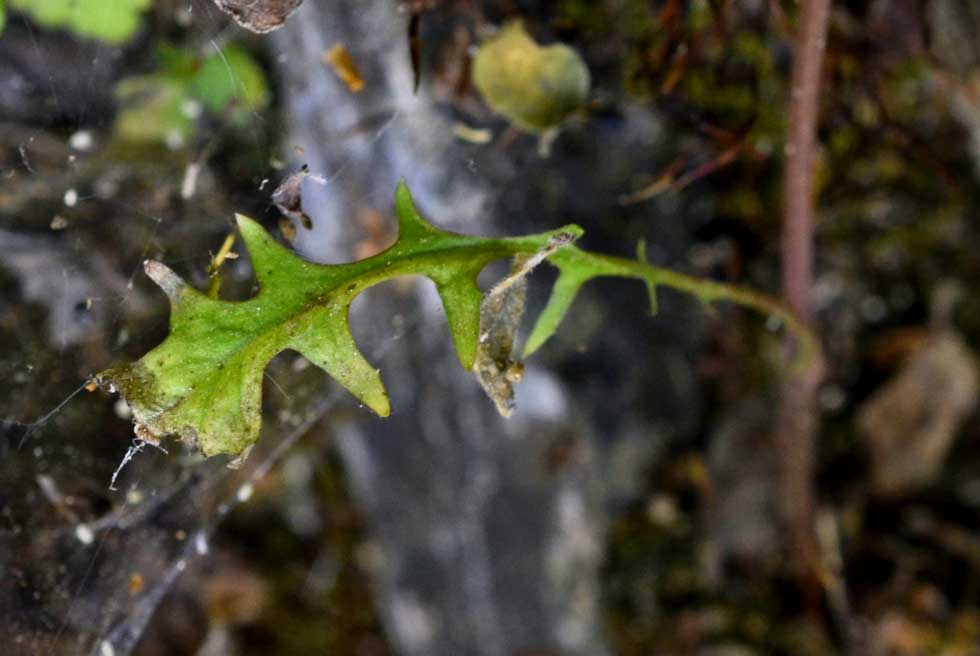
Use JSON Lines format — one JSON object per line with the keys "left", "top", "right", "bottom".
{"left": 99, "top": 181, "right": 819, "bottom": 460}
{"left": 98, "top": 182, "right": 581, "bottom": 457}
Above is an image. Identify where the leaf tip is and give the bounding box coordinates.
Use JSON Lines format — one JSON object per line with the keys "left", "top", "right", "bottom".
{"left": 234, "top": 212, "right": 261, "bottom": 234}
{"left": 144, "top": 260, "right": 184, "bottom": 299}
{"left": 374, "top": 394, "right": 392, "bottom": 418}
{"left": 394, "top": 179, "right": 441, "bottom": 240}
{"left": 395, "top": 178, "right": 410, "bottom": 198}
{"left": 522, "top": 333, "right": 545, "bottom": 359}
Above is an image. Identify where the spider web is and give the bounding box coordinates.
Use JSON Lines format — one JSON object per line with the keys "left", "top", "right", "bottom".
{"left": 0, "top": 3, "right": 413, "bottom": 653}
{"left": 0, "top": 2, "right": 705, "bottom": 655}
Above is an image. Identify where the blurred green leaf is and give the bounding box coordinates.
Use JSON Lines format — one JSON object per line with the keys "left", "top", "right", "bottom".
{"left": 187, "top": 44, "right": 269, "bottom": 121}
{"left": 114, "top": 44, "right": 269, "bottom": 146}
{"left": 114, "top": 75, "right": 194, "bottom": 147}
{"left": 10, "top": 0, "right": 150, "bottom": 44}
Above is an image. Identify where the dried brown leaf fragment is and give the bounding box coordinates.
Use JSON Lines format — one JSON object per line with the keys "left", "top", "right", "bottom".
{"left": 859, "top": 331, "right": 979, "bottom": 496}
{"left": 272, "top": 166, "right": 314, "bottom": 230}
{"left": 473, "top": 232, "right": 577, "bottom": 416}
{"left": 212, "top": 0, "right": 303, "bottom": 33}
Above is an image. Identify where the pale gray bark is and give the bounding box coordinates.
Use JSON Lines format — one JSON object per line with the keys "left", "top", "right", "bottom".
{"left": 270, "top": 3, "right": 702, "bottom": 654}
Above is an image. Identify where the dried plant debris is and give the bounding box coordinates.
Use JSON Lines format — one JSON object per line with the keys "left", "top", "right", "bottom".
{"left": 324, "top": 43, "right": 365, "bottom": 92}
{"left": 473, "top": 233, "right": 577, "bottom": 416}
{"left": 858, "top": 331, "right": 979, "bottom": 496}
{"left": 212, "top": 0, "right": 303, "bottom": 33}
{"left": 272, "top": 166, "right": 314, "bottom": 230}
{"left": 929, "top": 0, "right": 980, "bottom": 76}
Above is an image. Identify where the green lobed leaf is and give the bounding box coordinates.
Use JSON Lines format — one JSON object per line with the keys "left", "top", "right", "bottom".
{"left": 99, "top": 182, "right": 581, "bottom": 457}
{"left": 100, "top": 183, "right": 818, "bottom": 461}
{"left": 524, "top": 246, "right": 821, "bottom": 371}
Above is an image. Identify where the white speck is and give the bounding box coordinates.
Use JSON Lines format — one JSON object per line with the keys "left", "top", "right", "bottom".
{"left": 391, "top": 592, "right": 437, "bottom": 650}
{"left": 180, "top": 162, "right": 201, "bottom": 200}
{"left": 165, "top": 129, "right": 185, "bottom": 150}
{"left": 33, "top": 446, "right": 43, "bottom": 458}
{"left": 258, "top": 178, "right": 270, "bottom": 190}
{"left": 176, "top": 559, "right": 186, "bottom": 572}
{"left": 646, "top": 494, "right": 679, "bottom": 526}
{"left": 126, "top": 489, "right": 143, "bottom": 504}
{"left": 766, "top": 315, "right": 783, "bottom": 332}
{"left": 75, "top": 524, "right": 94, "bottom": 545}
{"left": 114, "top": 398, "right": 133, "bottom": 420}
{"left": 69, "top": 130, "right": 93, "bottom": 151}
{"left": 181, "top": 98, "right": 203, "bottom": 120}
{"left": 63, "top": 189, "right": 78, "bottom": 207}
{"left": 236, "top": 483, "right": 253, "bottom": 502}
{"left": 50, "top": 215, "right": 68, "bottom": 230}
{"left": 99, "top": 640, "right": 115, "bottom": 656}
{"left": 194, "top": 531, "right": 209, "bottom": 555}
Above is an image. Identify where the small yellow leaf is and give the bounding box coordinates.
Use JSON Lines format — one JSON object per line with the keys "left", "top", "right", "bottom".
{"left": 473, "top": 21, "right": 590, "bottom": 132}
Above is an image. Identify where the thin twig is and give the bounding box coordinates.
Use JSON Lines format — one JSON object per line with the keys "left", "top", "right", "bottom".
{"left": 777, "top": 0, "right": 831, "bottom": 620}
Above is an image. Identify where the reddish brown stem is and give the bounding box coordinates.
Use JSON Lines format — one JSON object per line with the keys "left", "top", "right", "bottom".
{"left": 777, "top": 0, "right": 830, "bottom": 611}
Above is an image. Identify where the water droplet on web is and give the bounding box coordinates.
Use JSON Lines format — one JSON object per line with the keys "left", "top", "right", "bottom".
{"left": 114, "top": 399, "right": 132, "bottom": 420}
{"left": 180, "top": 99, "right": 203, "bottom": 120}
{"left": 75, "top": 523, "right": 94, "bottom": 545}
{"left": 69, "top": 130, "right": 93, "bottom": 151}
{"left": 236, "top": 483, "right": 254, "bottom": 502}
